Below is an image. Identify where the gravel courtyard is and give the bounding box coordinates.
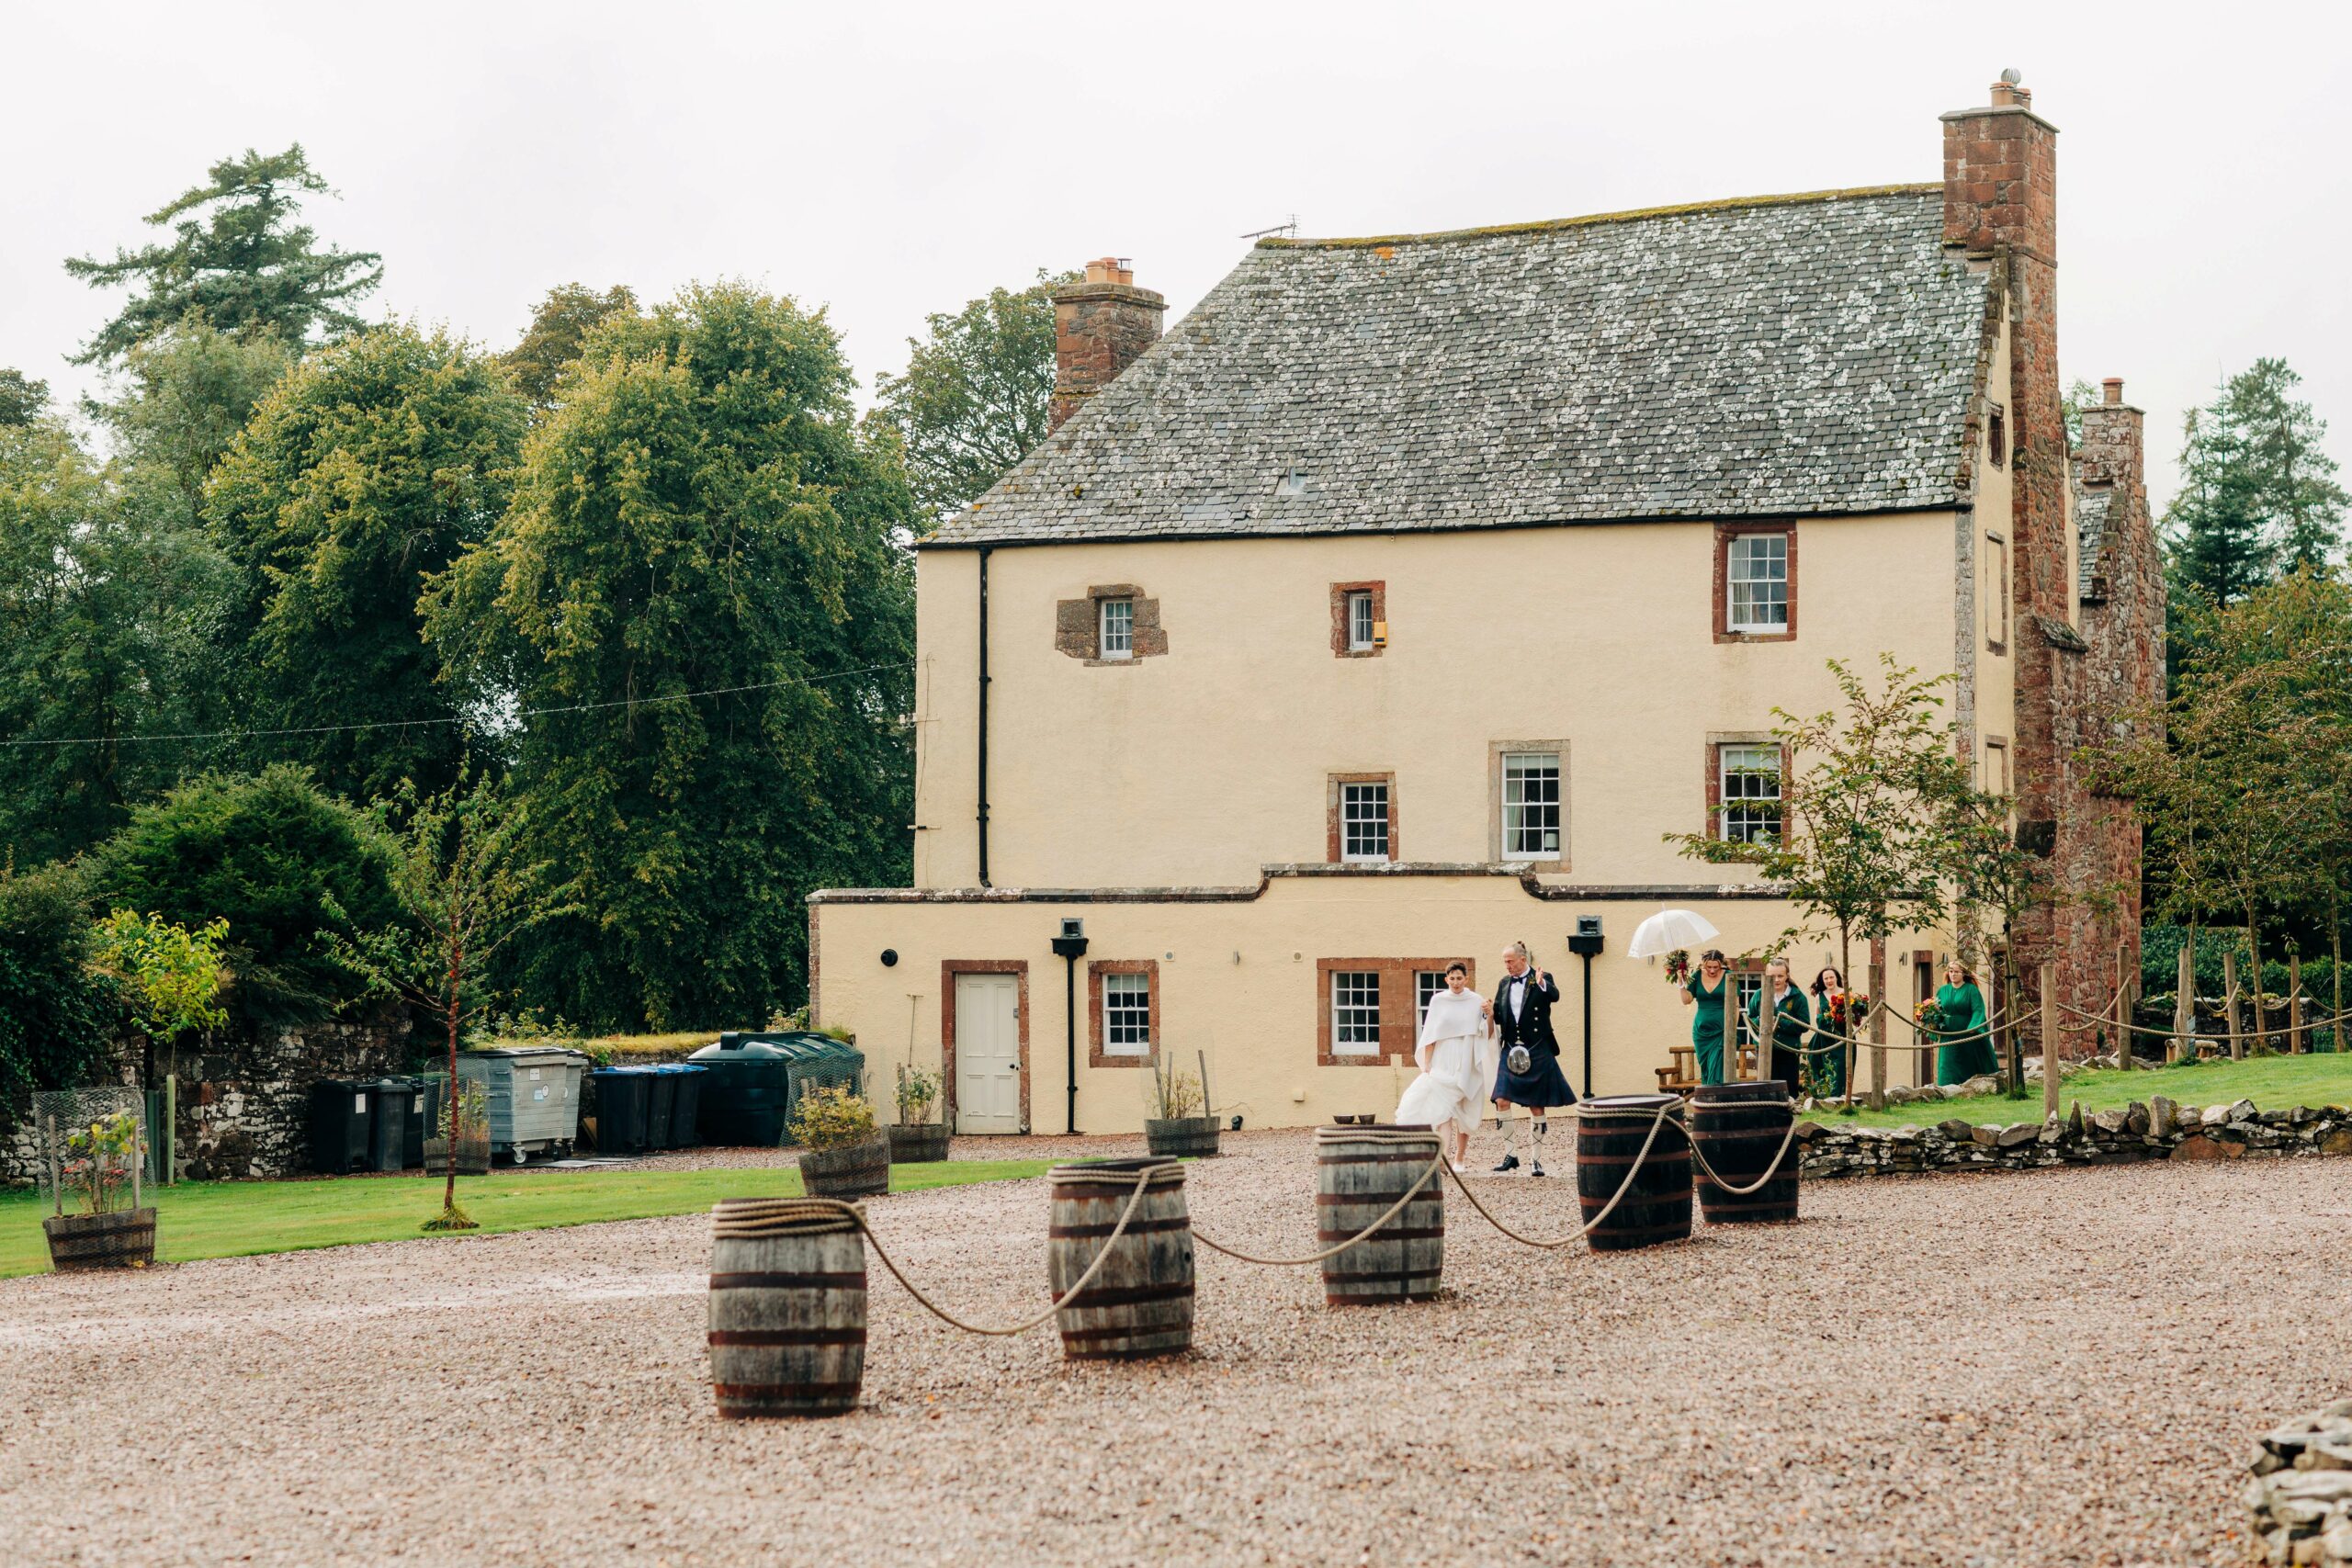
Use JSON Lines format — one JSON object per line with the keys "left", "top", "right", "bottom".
{"left": 4, "top": 1129, "right": 2344, "bottom": 1567}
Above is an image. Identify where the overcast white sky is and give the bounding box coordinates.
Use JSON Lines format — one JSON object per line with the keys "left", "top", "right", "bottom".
{"left": 7, "top": 1, "right": 2347, "bottom": 512}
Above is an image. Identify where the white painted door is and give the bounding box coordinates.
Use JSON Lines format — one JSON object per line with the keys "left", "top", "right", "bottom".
{"left": 955, "top": 974, "right": 1022, "bottom": 1134}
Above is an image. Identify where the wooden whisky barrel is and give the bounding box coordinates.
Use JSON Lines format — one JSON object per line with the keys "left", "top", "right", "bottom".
{"left": 1690, "top": 1080, "right": 1800, "bottom": 1225}
{"left": 1313, "top": 1124, "right": 1443, "bottom": 1306}
{"left": 1573, "top": 1094, "right": 1691, "bottom": 1253}
{"left": 1046, "top": 1158, "right": 1192, "bottom": 1359}
{"left": 798, "top": 1135, "right": 890, "bottom": 1200}
{"left": 707, "top": 1198, "right": 866, "bottom": 1417}
{"left": 41, "top": 1207, "right": 157, "bottom": 1270}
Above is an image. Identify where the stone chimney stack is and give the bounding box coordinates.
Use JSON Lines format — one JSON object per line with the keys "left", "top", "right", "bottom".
{"left": 2078, "top": 378, "right": 2144, "bottom": 491}
{"left": 1049, "top": 257, "right": 1166, "bottom": 434}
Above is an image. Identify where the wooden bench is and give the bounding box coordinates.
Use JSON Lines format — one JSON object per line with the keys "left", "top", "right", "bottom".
{"left": 1653, "top": 1044, "right": 1759, "bottom": 1094}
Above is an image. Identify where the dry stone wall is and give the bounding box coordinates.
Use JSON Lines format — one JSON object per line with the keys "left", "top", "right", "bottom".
{"left": 1797, "top": 1093, "right": 2352, "bottom": 1179}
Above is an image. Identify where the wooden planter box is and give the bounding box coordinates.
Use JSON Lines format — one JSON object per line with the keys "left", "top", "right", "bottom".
{"left": 799, "top": 1136, "right": 890, "bottom": 1199}
{"left": 44, "top": 1206, "right": 158, "bottom": 1271}
{"left": 423, "top": 1134, "right": 492, "bottom": 1177}
{"left": 1145, "top": 1117, "right": 1221, "bottom": 1158}
{"left": 888, "top": 1123, "right": 949, "bottom": 1163}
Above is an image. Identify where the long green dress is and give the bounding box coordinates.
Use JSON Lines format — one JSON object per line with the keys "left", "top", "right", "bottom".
{"left": 1808, "top": 990, "right": 1850, "bottom": 1098}
{"left": 1748, "top": 983, "right": 1812, "bottom": 1092}
{"left": 1685, "top": 973, "right": 1730, "bottom": 1086}
{"left": 1934, "top": 980, "right": 1996, "bottom": 1084}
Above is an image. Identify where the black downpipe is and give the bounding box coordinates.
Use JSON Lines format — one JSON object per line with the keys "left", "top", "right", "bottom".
{"left": 977, "top": 546, "right": 991, "bottom": 887}
{"left": 1064, "top": 953, "right": 1079, "bottom": 1134}
{"left": 1579, "top": 950, "right": 1595, "bottom": 1097}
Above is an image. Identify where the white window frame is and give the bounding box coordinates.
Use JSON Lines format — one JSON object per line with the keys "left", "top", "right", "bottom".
{"left": 1346, "top": 591, "right": 1375, "bottom": 652}
{"left": 1099, "top": 597, "right": 1134, "bottom": 660}
{"left": 1500, "top": 751, "right": 1562, "bottom": 860}
{"left": 1725, "top": 533, "right": 1789, "bottom": 634}
{"left": 1340, "top": 781, "right": 1390, "bottom": 863}
{"left": 1102, "top": 971, "right": 1151, "bottom": 1056}
{"left": 1718, "top": 743, "right": 1782, "bottom": 844}
{"left": 1331, "top": 970, "right": 1382, "bottom": 1055}
{"left": 1415, "top": 970, "right": 1446, "bottom": 1032}
{"left": 1733, "top": 971, "right": 1766, "bottom": 1048}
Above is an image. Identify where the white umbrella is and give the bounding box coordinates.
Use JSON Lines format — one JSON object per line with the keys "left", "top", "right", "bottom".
{"left": 1626, "top": 908, "right": 1720, "bottom": 959}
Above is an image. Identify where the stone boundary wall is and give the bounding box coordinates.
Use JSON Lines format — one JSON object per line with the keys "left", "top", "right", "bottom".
{"left": 3, "top": 1015, "right": 413, "bottom": 1186}
{"left": 1797, "top": 1095, "right": 2352, "bottom": 1179}
{"left": 2246, "top": 1400, "right": 2352, "bottom": 1565}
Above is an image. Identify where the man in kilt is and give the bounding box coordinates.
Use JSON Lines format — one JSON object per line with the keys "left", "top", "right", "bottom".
{"left": 1490, "top": 941, "right": 1577, "bottom": 1175}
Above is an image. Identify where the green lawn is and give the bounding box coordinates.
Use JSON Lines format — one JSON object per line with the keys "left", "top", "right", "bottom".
{"left": 1, "top": 1157, "right": 1052, "bottom": 1280}
{"left": 1801, "top": 1053, "right": 2352, "bottom": 1132}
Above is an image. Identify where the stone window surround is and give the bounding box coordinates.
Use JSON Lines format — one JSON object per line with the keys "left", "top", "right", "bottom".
{"left": 1327, "top": 771, "right": 1399, "bottom": 863}
{"left": 1705, "top": 733, "right": 1792, "bottom": 844}
{"left": 1488, "top": 739, "right": 1569, "bottom": 871}
{"left": 939, "top": 959, "right": 1030, "bottom": 1134}
{"left": 1086, "top": 957, "right": 1160, "bottom": 1068}
{"left": 1713, "top": 522, "right": 1798, "bottom": 644}
{"left": 1983, "top": 733, "right": 2011, "bottom": 796}
{"left": 1984, "top": 529, "right": 2010, "bottom": 653}
{"left": 1330, "top": 581, "right": 1385, "bottom": 658}
{"left": 1056, "top": 583, "right": 1169, "bottom": 665}
{"left": 1315, "top": 956, "right": 1478, "bottom": 1067}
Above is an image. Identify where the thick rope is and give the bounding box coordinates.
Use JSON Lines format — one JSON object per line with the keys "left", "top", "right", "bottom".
{"left": 1679, "top": 1113, "right": 1804, "bottom": 1197}
{"left": 2051, "top": 995, "right": 2352, "bottom": 1044}
{"left": 788, "top": 1163, "right": 1161, "bottom": 1337}
{"left": 2053, "top": 979, "right": 2132, "bottom": 1033}
{"left": 1192, "top": 1148, "right": 1444, "bottom": 1267}
{"left": 1441, "top": 1102, "right": 1679, "bottom": 1249}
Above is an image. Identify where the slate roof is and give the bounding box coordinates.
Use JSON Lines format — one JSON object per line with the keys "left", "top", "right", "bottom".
{"left": 928, "top": 185, "right": 1991, "bottom": 548}
{"left": 2075, "top": 479, "right": 2113, "bottom": 600}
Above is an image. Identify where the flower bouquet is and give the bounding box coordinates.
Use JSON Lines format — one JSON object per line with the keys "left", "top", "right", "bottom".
{"left": 1662, "top": 949, "right": 1690, "bottom": 987}
{"left": 1914, "top": 996, "right": 1946, "bottom": 1034}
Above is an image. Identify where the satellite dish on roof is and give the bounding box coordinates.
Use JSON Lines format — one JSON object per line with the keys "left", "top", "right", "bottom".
{"left": 1999, "top": 67, "right": 2022, "bottom": 85}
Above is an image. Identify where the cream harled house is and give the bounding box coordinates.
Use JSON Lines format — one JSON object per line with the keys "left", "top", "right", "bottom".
{"left": 811, "top": 79, "right": 2162, "bottom": 1135}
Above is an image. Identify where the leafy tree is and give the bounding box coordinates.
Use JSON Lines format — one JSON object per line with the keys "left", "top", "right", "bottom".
{"left": 94, "top": 320, "right": 295, "bottom": 530}
{"left": 85, "top": 766, "right": 403, "bottom": 1029}
{"left": 2062, "top": 377, "right": 2101, "bottom": 450}
{"left": 2166, "top": 359, "right": 2349, "bottom": 608}
{"left": 1667, "top": 657, "right": 1968, "bottom": 1100}
{"left": 65, "top": 146, "right": 383, "bottom": 365}
{"left": 89, "top": 908, "right": 230, "bottom": 1085}
{"left": 334, "top": 773, "right": 565, "bottom": 1228}
{"left": 873, "top": 269, "right": 1071, "bottom": 520}
{"left": 429, "top": 282, "right": 917, "bottom": 1028}
{"left": 0, "top": 420, "right": 236, "bottom": 863}
{"left": 503, "top": 283, "right": 637, "bottom": 414}
{"left": 0, "top": 862, "right": 113, "bottom": 1127}
{"left": 207, "top": 325, "right": 526, "bottom": 802}
{"left": 0, "top": 369, "right": 49, "bottom": 426}
{"left": 2086, "top": 579, "right": 2347, "bottom": 1046}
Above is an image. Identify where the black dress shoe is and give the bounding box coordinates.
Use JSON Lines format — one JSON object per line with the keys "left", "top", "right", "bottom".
{"left": 1529, "top": 1157, "right": 1546, "bottom": 1178}
{"left": 1492, "top": 1153, "right": 1520, "bottom": 1172}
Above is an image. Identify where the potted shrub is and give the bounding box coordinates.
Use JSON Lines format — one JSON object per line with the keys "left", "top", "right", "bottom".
{"left": 423, "top": 1080, "right": 492, "bottom": 1177}
{"left": 888, "top": 1065, "right": 948, "bottom": 1163}
{"left": 43, "top": 1111, "right": 158, "bottom": 1271}
{"left": 1144, "top": 1058, "right": 1219, "bottom": 1157}
{"left": 791, "top": 1085, "right": 889, "bottom": 1198}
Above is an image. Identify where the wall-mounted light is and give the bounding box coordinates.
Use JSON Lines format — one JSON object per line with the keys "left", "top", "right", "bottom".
{"left": 880, "top": 948, "right": 899, "bottom": 967}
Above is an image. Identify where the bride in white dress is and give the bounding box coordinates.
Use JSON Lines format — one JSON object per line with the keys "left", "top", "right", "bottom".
{"left": 1394, "top": 962, "right": 1496, "bottom": 1170}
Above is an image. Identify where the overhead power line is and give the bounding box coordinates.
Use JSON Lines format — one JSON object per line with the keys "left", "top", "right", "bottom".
{"left": 1, "top": 660, "right": 918, "bottom": 750}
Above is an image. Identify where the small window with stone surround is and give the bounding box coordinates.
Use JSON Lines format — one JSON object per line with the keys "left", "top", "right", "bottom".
{"left": 1330, "top": 581, "right": 1385, "bottom": 658}
{"left": 1713, "top": 525, "right": 1796, "bottom": 643}
{"left": 1056, "top": 585, "right": 1168, "bottom": 663}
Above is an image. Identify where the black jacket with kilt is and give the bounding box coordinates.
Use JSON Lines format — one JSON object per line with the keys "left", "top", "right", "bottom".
{"left": 1491, "top": 969, "right": 1577, "bottom": 1109}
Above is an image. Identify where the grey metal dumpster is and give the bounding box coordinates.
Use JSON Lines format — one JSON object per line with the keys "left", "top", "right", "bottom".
{"left": 456, "top": 1048, "right": 588, "bottom": 1164}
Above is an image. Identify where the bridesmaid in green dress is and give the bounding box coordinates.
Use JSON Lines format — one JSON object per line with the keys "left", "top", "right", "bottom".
{"left": 1679, "top": 949, "right": 1732, "bottom": 1086}
{"left": 1934, "top": 960, "right": 1997, "bottom": 1084}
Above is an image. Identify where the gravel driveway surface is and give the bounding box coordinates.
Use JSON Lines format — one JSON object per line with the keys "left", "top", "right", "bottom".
{"left": 4, "top": 1128, "right": 2340, "bottom": 1567}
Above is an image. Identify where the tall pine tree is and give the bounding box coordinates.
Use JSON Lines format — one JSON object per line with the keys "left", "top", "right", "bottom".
{"left": 2167, "top": 358, "right": 2347, "bottom": 604}
{"left": 65, "top": 146, "right": 382, "bottom": 364}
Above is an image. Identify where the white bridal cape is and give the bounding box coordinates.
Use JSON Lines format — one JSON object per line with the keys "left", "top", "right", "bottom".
{"left": 1394, "top": 987, "right": 1497, "bottom": 1135}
